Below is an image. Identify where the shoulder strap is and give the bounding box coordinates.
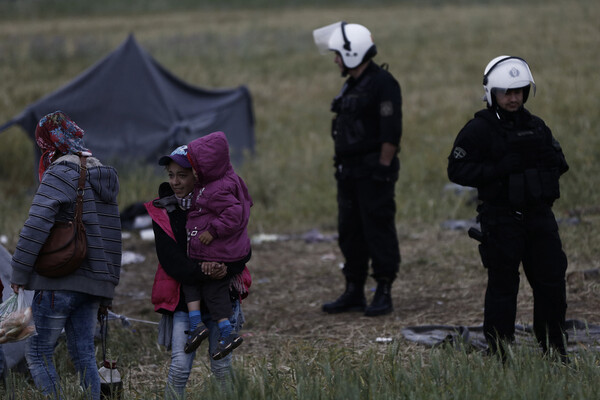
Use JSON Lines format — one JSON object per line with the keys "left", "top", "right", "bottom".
{"left": 75, "top": 155, "right": 87, "bottom": 224}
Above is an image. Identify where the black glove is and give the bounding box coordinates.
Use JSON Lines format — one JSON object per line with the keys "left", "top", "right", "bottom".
{"left": 372, "top": 163, "right": 398, "bottom": 183}
{"left": 494, "top": 152, "right": 522, "bottom": 177}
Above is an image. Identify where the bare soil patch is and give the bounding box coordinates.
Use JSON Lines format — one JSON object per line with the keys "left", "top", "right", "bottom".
{"left": 114, "top": 222, "right": 600, "bottom": 360}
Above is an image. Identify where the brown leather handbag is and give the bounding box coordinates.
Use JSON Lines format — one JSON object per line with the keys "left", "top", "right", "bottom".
{"left": 34, "top": 155, "right": 88, "bottom": 278}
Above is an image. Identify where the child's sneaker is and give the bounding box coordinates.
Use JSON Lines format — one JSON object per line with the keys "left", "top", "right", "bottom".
{"left": 211, "top": 333, "right": 243, "bottom": 360}
{"left": 184, "top": 325, "right": 209, "bottom": 354}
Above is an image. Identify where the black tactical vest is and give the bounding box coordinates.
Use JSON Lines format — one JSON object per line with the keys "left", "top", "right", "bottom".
{"left": 331, "top": 73, "right": 381, "bottom": 158}
{"left": 479, "top": 115, "right": 561, "bottom": 208}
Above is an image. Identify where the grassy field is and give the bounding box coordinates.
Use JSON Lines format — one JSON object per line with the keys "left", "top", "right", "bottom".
{"left": 2, "top": 0, "right": 599, "bottom": 239}
{"left": 1, "top": 1, "right": 600, "bottom": 399}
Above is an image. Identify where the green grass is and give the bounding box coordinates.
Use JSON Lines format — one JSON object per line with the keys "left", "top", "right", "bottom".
{"left": 5, "top": 332, "right": 600, "bottom": 399}
{"left": 1, "top": 1, "right": 600, "bottom": 398}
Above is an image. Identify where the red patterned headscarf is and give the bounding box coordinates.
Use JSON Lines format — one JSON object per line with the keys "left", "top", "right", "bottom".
{"left": 35, "top": 111, "right": 91, "bottom": 182}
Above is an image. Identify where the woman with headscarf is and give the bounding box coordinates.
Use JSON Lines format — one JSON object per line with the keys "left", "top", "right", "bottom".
{"left": 10, "top": 111, "right": 121, "bottom": 399}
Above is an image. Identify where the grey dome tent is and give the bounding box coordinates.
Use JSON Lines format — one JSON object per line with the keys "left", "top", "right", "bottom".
{"left": 0, "top": 34, "right": 254, "bottom": 169}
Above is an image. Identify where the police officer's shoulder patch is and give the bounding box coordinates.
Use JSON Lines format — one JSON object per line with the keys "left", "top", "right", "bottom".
{"left": 453, "top": 147, "right": 467, "bottom": 159}
{"left": 380, "top": 101, "right": 394, "bottom": 117}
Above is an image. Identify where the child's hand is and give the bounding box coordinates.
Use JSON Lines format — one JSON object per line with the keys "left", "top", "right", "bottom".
{"left": 198, "top": 231, "right": 214, "bottom": 245}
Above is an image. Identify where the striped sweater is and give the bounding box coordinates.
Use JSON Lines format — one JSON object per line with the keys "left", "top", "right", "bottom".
{"left": 11, "top": 154, "right": 121, "bottom": 304}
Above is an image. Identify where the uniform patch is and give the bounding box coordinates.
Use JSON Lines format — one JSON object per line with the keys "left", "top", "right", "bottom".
{"left": 453, "top": 147, "right": 466, "bottom": 159}
{"left": 380, "top": 101, "right": 393, "bottom": 117}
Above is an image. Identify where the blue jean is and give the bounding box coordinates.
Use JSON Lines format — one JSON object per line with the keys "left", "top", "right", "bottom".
{"left": 26, "top": 290, "right": 101, "bottom": 400}
{"left": 0, "top": 344, "right": 4, "bottom": 379}
{"left": 165, "top": 300, "right": 244, "bottom": 400}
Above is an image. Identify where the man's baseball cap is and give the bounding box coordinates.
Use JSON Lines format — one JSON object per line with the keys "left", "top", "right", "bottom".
{"left": 158, "top": 145, "right": 191, "bottom": 169}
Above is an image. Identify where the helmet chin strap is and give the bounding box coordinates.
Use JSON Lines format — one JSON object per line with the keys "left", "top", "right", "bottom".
{"left": 494, "top": 104, "right": 524, "bottom": 121}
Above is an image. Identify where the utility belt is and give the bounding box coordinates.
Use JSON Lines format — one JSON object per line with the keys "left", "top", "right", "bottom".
{"left": 479, "top": 201, "right": 550, "bottom": 217}
{"left": 334, "top": 152, "right": 377, "bottom": 180}
{"left": 468, "top": 202, "right": 551, "bottom": 244}
{"left": 334, "top": 152, "right": 378, "bottom": 167}
{"left": 334, "top": 152, "right": 399, "bottom": 181}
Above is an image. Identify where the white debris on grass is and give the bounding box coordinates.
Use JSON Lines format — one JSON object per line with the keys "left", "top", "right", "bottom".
{"left": 139, "top": 228, "right": 155, "bottom": 241}
{"left": 132, "top": 215, "right": 152, "bottom": 230}
{"left": 251, "top": 229, "right": 337, "bottom": 245}
{"left": 443, "top": 182, "right": 476, "bottom": 195}
{"left": 440, "top": 219, "right": 479, "bottom": 231}
{"left": 121, "top": 251, "right": 145, "bottom": 265}
{"left": 320, "top": 253, "right": 336, "bottom": 261}
{"left": 251, "top": 233, "right": 286, "bottom": 245}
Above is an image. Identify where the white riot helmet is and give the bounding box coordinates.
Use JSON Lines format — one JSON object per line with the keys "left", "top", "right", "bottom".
{"left": 313, "top": 21, "right": 377, "bottom": 69}
{"left": 482, "top": 55, "right": 536, "bottom": 107}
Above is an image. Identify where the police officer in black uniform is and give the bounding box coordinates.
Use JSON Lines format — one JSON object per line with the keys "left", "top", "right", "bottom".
{"left": 313, "top": 22, "right": 402, "bottom": 316}
{"left": 448, "top": 56, "right": 569, "bottom": 360}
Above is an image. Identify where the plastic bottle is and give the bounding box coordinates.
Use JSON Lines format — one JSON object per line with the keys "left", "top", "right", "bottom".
{"left": 99, "top": 359, "right": 123, "bottom": 400}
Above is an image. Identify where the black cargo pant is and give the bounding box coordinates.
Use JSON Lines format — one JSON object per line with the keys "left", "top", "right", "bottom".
{"left": 477, "top": 204, "right": 568, "bottom": 355}
{"left": 336, "top": 174, "right": 400, "bottom": 285}
{"left": 182, "top": 277, "right": 232, "bottom": 322}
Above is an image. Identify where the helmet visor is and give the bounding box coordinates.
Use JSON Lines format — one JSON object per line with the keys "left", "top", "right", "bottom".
{"left": 313, "top": 21, "right": 342, "bottom": 55}
{"left": 492, "top": 82, "right": 536, "bottom": 96}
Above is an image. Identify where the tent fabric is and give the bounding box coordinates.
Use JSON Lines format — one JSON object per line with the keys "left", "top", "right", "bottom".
{"left": 0, "top": 34, "right": 254, "bottom": 169}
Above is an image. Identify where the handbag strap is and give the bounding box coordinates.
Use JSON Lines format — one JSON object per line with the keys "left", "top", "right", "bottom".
{"left": 75, "top": 155, "right": 87, "bottom": 223}
{"left": 100, "top": 312, "right": 108, "bottom": 362}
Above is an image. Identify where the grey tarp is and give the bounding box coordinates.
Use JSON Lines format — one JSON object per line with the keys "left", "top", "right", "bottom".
{"left": 0, "top": 34, "right": 254, "bottom": 169}
{"left": 401, "top": 320, "right": 600, "bottom": 353}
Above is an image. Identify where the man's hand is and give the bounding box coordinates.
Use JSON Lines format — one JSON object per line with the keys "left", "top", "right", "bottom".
{"left": 98, "top": 304, "right": 111, "bottom": 322}
{"left": 379, "top": 142, "right": 397, "bottom": 166}
{"left": 211, "top": 263, "right": 227, "bottom": 279}
{"left": 201, "top": 262, "right": 227, "bottom": 279}
{"left": 198, "top": 231, "right": 214, "bottom": 245}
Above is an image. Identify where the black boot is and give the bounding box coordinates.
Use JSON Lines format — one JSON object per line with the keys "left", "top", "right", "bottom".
{"left": 365, "top": 280, "right": 393, "bottom": 317}
{"left": 322, "top": 281, "right": 366, "bottom": 314}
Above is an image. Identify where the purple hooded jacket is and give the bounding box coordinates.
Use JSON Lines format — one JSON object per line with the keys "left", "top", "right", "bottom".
{"left": 186, "top": 131, "right": 252, "bottom": 262}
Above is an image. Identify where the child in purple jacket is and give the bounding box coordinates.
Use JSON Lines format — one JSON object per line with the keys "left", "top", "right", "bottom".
{"left": 183, "top": 131, "right": 252, "bottom": 360}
